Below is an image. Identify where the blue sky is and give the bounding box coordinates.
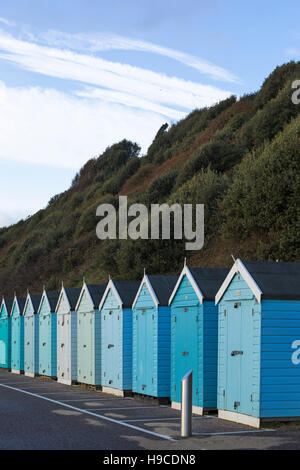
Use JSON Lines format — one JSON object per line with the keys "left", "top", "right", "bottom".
{"left": 0, "top": 0, "right": 299, "bottom": 227}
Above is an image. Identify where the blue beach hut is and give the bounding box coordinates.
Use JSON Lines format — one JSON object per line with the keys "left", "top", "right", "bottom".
{"left": 216, "top": 259, "right": 300, "bottom": 428}
{"left": 99, "top": 278, "right": 140, "bottom": 396}
{"left": 11, "top": 295, "right": 26, "bottom": 374}
{"left": 56, "top": 286, "right": 81, "bottom": 385}
{"left": 132, "top": 274, "right": 177, "bottom": 400}
{"left": 168, "top": 263, "right": 229, "bottom": 415}
{"left": 38, "top": 289, "right": 60, "bottom": 378}
{"left": 24, "top": 292, "right": 42, "bottom": 377}
{"left": 75, "top": 283, "right": 106, "bottom": 387}
{"left": 0, "top": 298, "right": 12, "bottom": 370}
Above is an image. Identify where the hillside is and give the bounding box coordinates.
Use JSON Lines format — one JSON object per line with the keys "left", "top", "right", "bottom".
{"left": 1, "top": 61, "right": 300, "bottom": 297}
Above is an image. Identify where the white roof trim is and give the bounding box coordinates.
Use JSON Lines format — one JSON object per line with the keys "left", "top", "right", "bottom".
{"left": 55, "top": 286, "right": 71, "bottom": 313}
{"left": 75, "top": 282, "right": 95, "bottom": 311}
{"left": 0, "top": 298, "right": 6, "bottom": 316}
{"left": 168, "top": 265, "right": 204, "bottom": 305}
{"left": 215, "top": 258, "right": 263, "bottom": 305}
{"left": 11, "top": 295, "right": 22, "bottom": 316}
{"left": 37, "top": 289, "right": 52, "bottom": 315}
{"left": 23, "top": 293, "right": 34, "bottom": 316}
{"left": 99, "top": 279, "right": 123, "bottom": 310}
{"left": 132, "top": 274, "right": 159, "bottom": 309}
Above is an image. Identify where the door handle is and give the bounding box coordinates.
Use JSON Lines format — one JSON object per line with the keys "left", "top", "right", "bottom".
{"left": 108, "top": 344, "right": 114, "bottom": 349}
{"left": 231, "top": 350, "right": 243, "bottom": 356}
{"left": 182, "top": 351, "right": 189, "bottom": 356}
{"left": 234, "top": 401, "right": 240, "bottom": 409}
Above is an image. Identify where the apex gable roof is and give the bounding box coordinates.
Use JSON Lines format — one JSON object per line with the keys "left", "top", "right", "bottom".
{"left": 99, "top": 279, "right": 140, "bottom": 310}
{"left": 169, "top": 265, "right": 229, "bottom": 305}
{"left": 215, "top": 259, "right": 300, "bottom": 304}
{"left": 133, "top": 274, "right": 178, "bottom": 309}
{"left": 0, "top": 298, "right": 13, "bottom": 316}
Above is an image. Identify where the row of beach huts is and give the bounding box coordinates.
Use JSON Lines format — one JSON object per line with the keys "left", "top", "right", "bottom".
{"left": 1, "top": 258, "right": 300, "bottom": 428}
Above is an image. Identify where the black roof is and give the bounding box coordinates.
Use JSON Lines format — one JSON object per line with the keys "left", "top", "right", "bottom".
{"left": 30, "top": 294, "right": 42, "bottom": 313}
{"left": 86, "top": 284, "right": 106, "bottom": 308}
{"left": 147, "top": 275, "right": 178, "bottom": 306}
{"left": 189, "top": 267, "right": 230, "bottom": 300}
{"left": 64, "top": 287, "right": 82, "bottom": 310}
{"left": 242, "top": 260, "right": 300, "bottom": 300}
{"left": 112, "top": 280, "right": 140, "bottom": 308}
{"left": 45, "top": 291, "right": 60, "bottom": 312}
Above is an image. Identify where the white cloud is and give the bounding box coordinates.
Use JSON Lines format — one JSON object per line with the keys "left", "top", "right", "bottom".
{"left": 75, "top": 86, "right": 185, "bottom": 120}
{"left": 0, "top": 17, "right": 15, "bottom": 27}
{"left": 0, "top": 81, "right": 168, "bottom": 169}
{"left": 0, "top": 210, "right": 28, "bottom": 228}
{"left": 0, "top": 30, "right": 233, "bottom": 113}
{"left": 38, "top": 30, "right": 240, "bottom": 83}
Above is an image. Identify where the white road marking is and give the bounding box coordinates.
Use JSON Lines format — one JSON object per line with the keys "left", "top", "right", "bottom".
{"left": 0, "top": 383, "right": 175, "bottom": 441}
{"left": 123, "top": 417, "right": 181, "bottom": 422}
{"left": 59, "top": 398, "right": 123, "bottom": 402}
{"left": 84, "top": 406, "right": 167, "bottom": 411}
{"left": 193, "top": 429, "right": 275, "bottom": 436}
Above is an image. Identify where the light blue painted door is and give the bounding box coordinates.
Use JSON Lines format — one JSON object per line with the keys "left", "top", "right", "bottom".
{"left": 39, "top": 315, "right": 51, "bottom": 375}
{"left": 24, "top": 317, "right": 34, "bottom": 373}
{"left": 0, "top": 339, "right": 5, "bottom": 365}
{"left": 136, "top": 307, "right": 154, "bottom": 394}
{"left": 12, "top": 317, "right": 20, "bottom": 370}
{"left": 226, "top": 302, "right": 253, "bottom": 415}
{"left": 102, "top": 309, "right": 120, "bottom": 388}
{"left": 173, "top": 306, "right": 198, "bottom": 403}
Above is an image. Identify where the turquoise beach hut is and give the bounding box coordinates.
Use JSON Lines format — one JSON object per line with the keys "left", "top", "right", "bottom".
{"left": 216, "top": 259, "right": 300, "bottom": 428}
{"left": 76, "top": 283, "right": 106, "bottom": 386}
{"left": 168, "top": 263, "right": 229, "bottom": 415}
{"left": 38, "top": 289, "right": 59, "bottom": 378}
{"left": 99, "top": 278, "right": 140, "bottom": 396}
{"left": 132, "top": 274, "right": 177, "bottom": 400}
{"left": 0, "top": 298, "right": 12, "bottom": 370}
{"left": 56, "top": 286, "right": 81, "bottom": 385}
{"left": 24, "top": 292, "right": 42, "bottom": 377}
{"left": 11, "top": 295, "right": 26, "bottom": 374}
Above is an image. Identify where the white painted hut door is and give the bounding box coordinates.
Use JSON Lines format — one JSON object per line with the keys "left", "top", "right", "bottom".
{"left": 0, "top": 340, "right": 6, "bottom": 365}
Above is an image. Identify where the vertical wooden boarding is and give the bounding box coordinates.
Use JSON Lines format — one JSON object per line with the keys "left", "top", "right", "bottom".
{"left": 0, "top": 300, "right": 12, "bottom": 370}
{"left": 11, "top": 297, "right": 25, "bottom": 374}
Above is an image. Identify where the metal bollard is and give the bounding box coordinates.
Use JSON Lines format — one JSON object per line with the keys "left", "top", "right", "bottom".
{"left": 181, "top": 369, "right": 193, "bottom": 438}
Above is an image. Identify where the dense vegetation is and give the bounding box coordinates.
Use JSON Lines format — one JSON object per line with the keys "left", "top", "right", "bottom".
{"left": 1, "top": 61, "right": 300, "bottom": 297}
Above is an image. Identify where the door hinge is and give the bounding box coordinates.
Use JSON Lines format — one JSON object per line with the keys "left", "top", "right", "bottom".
{"left": 174, "top": 316, "right": 176, "bottom": 322}
{"left": 250, "top": 394, "right": 253, "bottom": 402}
{"left": 224, "top": 309, "right": 226, "bottom": 317}
{"left": 223, "top": 389, "right": 225, "bottom": 397}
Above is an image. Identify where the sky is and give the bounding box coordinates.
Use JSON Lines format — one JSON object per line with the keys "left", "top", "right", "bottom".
{"left": 0, "top": 0, "right": 300, "bottom": 227}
